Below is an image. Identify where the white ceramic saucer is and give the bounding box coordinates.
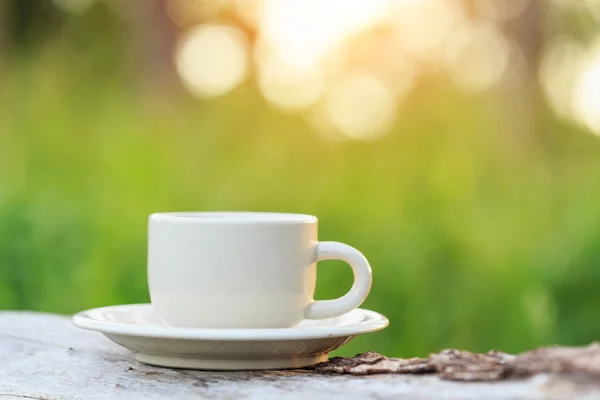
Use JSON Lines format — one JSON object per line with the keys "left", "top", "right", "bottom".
{"left": 72, "top": 304, "right": 388, "bottom": 370}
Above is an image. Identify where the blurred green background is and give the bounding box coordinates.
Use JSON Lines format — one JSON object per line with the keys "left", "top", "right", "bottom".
{"left": 2, "top": 0, "right": 600, "bottom": 357}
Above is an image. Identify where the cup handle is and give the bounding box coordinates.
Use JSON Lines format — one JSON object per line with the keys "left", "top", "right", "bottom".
{"left": 305, "top": 241, "right": 372, "bottom": 319}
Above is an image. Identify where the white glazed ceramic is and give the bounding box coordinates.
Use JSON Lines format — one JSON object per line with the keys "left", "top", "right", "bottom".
{"left": 71, "top": 304, "right": 389, "bottom": 370}
{"left": 148, "top": 212, "right": 372, "bottom": 329}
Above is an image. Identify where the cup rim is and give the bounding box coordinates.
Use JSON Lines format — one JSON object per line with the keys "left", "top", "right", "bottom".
{"left": 149, "top": 212, "right": 318, "bottom": 224}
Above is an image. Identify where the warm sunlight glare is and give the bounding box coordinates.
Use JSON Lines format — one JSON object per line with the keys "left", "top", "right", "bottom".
{"left": 376, "top": 54, "right": 417, "bottom": 99}
{"left": 260, "top": 0, "right": 390, "bottom": 70}
{"left": 257, "top": 55, "right": 323, "bottom": 111}
{"left": 445, "top": 22, "right": 511, "bottom": 91}
{"left": 232, "top": 0, "right": 261, "bottom": 26}
{"left": 539, "top": 37, "right": 585, "bottom": 119}
{"left": 573, "top": 41, "right": 600, "bottom": 135}
{"left": 322, "top": 74, "right": 396, "bottom": 140}
{"left": 176, "top": 25, "right": 249, "bottom": 98}
{"left": 389, "top": 0, "right": 461, "bottom": 61}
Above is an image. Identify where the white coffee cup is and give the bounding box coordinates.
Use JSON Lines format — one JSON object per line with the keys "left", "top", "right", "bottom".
{"left": 148, "top": 212, "right": 372, "bottom": 329}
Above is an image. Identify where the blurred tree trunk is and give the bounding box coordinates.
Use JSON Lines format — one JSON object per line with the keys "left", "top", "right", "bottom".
{"left": 508, "top": 0, "right": 544, "bottom": 65}
{"left": 129, "top": 1, "right": 181, "bottom": 101}
{"left": 498, "top": 0, "right": 544, "bottom": 149}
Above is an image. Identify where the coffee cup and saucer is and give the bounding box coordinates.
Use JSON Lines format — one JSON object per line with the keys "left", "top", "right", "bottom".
{"left": 72, "top": 212, "right": 388, "bottom": 370}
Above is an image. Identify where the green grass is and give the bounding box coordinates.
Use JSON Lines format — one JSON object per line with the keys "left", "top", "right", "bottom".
{"left": 2, "top": 53, "right": 600, "bottom": 357}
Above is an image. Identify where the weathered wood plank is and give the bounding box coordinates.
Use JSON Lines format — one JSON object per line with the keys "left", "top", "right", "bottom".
{"left": 0, "top": 312, "right": 597, "bottom": 399}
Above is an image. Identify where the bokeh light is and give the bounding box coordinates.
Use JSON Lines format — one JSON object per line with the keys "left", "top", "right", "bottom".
{"left": 117, "top": 0, "right": 600, "bottom": 138}
{"left": 539, "top": 37, "right": 586, "bottom": 119}
{"left": 257, "top": 54, "right": 324, "bottom": 111}
{"left": 371, "top": 51, "right": 417, "bottom": 99}
{"left": 259, "top": 0, "right": 389, "bottom": 70}
{"left": 321, "top": 74, "right": 396, "bottom": 140}
{"left": 573, "top": 40, "right": 600, "bottom": 135}
{"left": 175, "top": 24, "right": 249, "bottom": 98}
{"left": 389, "top": 0, "right": 462, "bottom": 62}
{"left": 474, "top": 0, "right": 531, "bottom": 21}
{"left": 163, "top": 0, "right": 539, "bottom": 122}
{"left": 444, "top": 22, "right": 511, "bottom": 91}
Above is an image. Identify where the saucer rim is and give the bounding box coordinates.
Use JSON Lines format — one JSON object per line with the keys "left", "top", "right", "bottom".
{"left": 71, "top": 304, "right": 389, "bottom": 341}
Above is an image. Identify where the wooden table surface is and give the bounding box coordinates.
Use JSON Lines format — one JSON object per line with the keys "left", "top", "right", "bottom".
{"left": 0, "top": 311, "right": 597, "bottom": 400}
